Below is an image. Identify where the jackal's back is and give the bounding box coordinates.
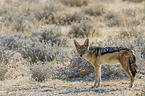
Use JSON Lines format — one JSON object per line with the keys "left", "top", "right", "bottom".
{"left": 89, "top": 46, "right": 131, "bottom": 57}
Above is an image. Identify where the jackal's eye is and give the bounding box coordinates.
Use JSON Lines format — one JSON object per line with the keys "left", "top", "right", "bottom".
{"left": 78, "top": 49, "right": 81, "bottom": 53}
{"left": 82, "top": 49, "right": 86, "bottom": 52}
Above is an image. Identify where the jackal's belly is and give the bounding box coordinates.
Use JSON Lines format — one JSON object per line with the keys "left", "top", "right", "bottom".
{"left": 98, "top": 54, "right": 120, "bottom": 65}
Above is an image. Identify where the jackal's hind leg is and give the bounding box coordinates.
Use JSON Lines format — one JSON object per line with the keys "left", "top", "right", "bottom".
{"left": 119, "top": 56, "right": 135, "bottom": 88}
{"left": 130, "top": 76, "right": 135, "bottom": 88}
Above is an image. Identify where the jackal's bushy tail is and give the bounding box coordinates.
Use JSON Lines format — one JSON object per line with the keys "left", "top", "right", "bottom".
{"left": 129, "top": 52, "right": 137, "bottom": 77}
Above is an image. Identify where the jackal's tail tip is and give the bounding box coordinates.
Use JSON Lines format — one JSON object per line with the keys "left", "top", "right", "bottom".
{"left": 129, "top": 54, "right": 137, "bottom": 77}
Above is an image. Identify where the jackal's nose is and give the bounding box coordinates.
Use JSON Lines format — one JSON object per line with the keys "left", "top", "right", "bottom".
{"left": 80, "top": 55, "right": 82, "bottom": 57}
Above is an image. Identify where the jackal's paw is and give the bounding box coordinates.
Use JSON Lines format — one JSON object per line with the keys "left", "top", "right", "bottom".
{"left": 90, "top": 85, "right": 99, "bottom": 89}
{"left": 90, "top": 86, "right": 96, "bottom": 89}
{"left": 129, "top": 85, "right": 133, "bottom": 88}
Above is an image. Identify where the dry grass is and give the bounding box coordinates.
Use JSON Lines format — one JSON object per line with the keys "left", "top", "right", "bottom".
{"left": 82, "top": 3, "right": 106, "bottom": 16}
{"left": 60, "top": 0, "right": 89, "bottom": 6}
{"left": 68, "top": 20, "right": 95, "bottom": 38}
{"left": 0, "top": 0, "right": 145, "bottom": 95}
{"left": 117, "top": 27, "right": 138, "bottom": 38}
{"left": 0, "top": 78, "right": 145, "bottom": 95}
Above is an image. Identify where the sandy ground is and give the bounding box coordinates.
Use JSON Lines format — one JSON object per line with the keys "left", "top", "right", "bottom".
{"left": 0, "top": 77, "right": 145, "bottom": 95}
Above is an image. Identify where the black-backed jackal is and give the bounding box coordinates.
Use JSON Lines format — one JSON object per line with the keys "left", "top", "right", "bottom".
{"left": 74, "top": 38, "right": 137, "bottom": 88}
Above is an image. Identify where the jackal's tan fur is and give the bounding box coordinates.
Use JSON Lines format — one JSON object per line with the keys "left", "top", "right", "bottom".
{"left": 74, "top": 38, "right": 137, "bottom": 88}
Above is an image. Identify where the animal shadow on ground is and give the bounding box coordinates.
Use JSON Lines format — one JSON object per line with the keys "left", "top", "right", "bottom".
{"left": 59, "top": 78, "right": 119, "bottom": 95}
{"left": 59, "top": 88, "right": 108, "bottom": 95}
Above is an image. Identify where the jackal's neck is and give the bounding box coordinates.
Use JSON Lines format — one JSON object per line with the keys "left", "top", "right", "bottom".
{"left": 83, "top": 50, "right": 95, "bottom": 63}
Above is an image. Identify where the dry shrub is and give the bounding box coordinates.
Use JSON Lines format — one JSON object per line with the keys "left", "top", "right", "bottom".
{"left": 21, "top": 43, "right": 56, "bottom": 63}
{"left": 101, "top": 65, "right": 128, "bottom": 80}
{"left": 57, "top": 12, "right": 84, "bottom": 25}
{"left": 0, "top": 0, "right": 65, "bottom": 32}
{"left": 60, "top": 0, "right": 89, "bottom": 6}
{"left": 127, "top": 19, "right": 140, "bottom": 26}
{"left": 0, "top": 32, "right": 55, "bottom": 63}
{"left": 0, "top": 50, "right": 10, "bottom": 80}
{"left": 0, "top": 50, "right": 9, "bottom": 65}
{"left": 34, "top": 27, "right": 66, "bottom": 46}
{"left": 121, "top": 8, "right": 141, "bottom": 26}
{"left": 141, "top": 47, "right": 145, "bottom": 59}
{"left": 0, "top": 1, "right": 36, "bottom": 32}
{"left": 4, "top": 52, "right": 30, "bottom": 80}
{"left": 0, "top": 65, "right": 7, "bottom": 80}
{"left": 31, "top": 62, "right": 55, "bottom": 82}
{"left": 34, "top": 2, "right": 59, "bottom": 24}
{"left": 0, "top": 29, "right": 67, "bottom": 63}
{"left": 82, "top": 4, "right": 105, "bottom": 16}
{"left": 68, "top": 20, "right": 95, "bottom": 38}
{"left": 11, "top": 15, "right": 27, "bottom": 32}
{"left": 31, "top": 63, "right": 47, "bottom": 82}
{"left": 122, "top": 8, "right": 137, "bottom": 16}
{"left": 59, "top": 57, "right": 94, "bottom": 78}
{"left": 118, "top": 27, "right": 138, "bottom": 39}
{"left": 104, "top": 11, "right": 124, "bottom": 27}
{"left": 19, "top": 35, "right": 59, "bottom": 63}
{"left": 122, "top": 0, "right": 143, "bottom": 2}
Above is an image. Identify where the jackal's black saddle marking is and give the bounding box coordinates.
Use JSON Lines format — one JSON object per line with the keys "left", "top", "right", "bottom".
{"left": 89, "top": 46, "right": 131, "bottom": 57}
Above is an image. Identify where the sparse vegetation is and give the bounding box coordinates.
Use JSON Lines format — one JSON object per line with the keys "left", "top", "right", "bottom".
{"left": 34, "top": 27, "right": 66, "bottom": 46}
{"left": 60, "top": 0, "right": 89, "bottom": 6}
{"left": 57, "top": 11, "right": 84, "bottom": 25}
{"left": 82, "top": 4, "right": 105, "bottom": 16}
{"left": 68, "top": 20, "right": 95, "bottom": 38}
{"left": 104, "top": 11, "right": 124, "bottom": 27}
{"left": 122, "top": 8, "right": 137, "bottom": 16}
{"left": 0, "top": 0, "right": 144, "bottom": 95}
{"left": 34, "top": 1, "right": 62, "bottom": 24}
{"left": 30, "top": 61, "right": 55, "bottom": 82}
{"left": 122, "top": 0, "right": 143, "bottom": 2}
{"left": 117, "top": 27, "right": 138, "bottom": 38}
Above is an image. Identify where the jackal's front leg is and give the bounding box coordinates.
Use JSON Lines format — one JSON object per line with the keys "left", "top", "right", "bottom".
{"left": 91, "top": 65, "right": 101, "bottom": 88}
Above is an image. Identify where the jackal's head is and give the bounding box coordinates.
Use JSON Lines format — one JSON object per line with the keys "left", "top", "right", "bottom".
{"left": 74, "top": 38, "right": 89, "bottom": 57}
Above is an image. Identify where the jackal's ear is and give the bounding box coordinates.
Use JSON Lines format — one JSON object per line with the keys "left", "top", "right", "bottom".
{"left": 84, "top": 38, "right": 89, "bottom": 47}
{"left": 73, "top": 39, "right": 80, "bottom": 48}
